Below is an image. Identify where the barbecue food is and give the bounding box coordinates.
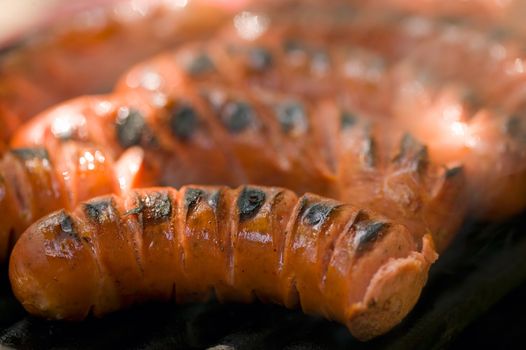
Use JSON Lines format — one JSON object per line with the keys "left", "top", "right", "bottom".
{"left": 2, "top": 0, "right": 526, "bottom": 342}
{"left": 0, "top": 0, "right": 238, "bottom": 142}
{"left": 9, "top": 186, "right": 437, "bottom": 341}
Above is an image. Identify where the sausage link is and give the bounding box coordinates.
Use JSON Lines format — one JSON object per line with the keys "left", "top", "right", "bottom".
{"left": 10, "top": 82, "right": 464, "bottom": 253}
{"left": 0, "top": 139, "right": 158, "bottom": 262}
{"left": 9, "top": 185, "right": 438, "bottom": 341}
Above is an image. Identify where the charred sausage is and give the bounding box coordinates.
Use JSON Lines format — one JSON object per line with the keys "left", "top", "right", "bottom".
{"left": 9, "top": 185, "right": 438, "bottom": 341}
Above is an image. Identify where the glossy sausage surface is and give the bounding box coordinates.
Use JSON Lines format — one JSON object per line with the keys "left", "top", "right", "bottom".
{"left": 9, "top": 185, "right": 437, "bottom": 341}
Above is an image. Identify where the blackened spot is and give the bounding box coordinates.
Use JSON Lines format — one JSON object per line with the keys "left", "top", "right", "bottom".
{"left": 220, "top": 101, "right": 254, "bottom": 133}
{"left": 185, "top": 53, "right": 214, "bottom": 76}
{"left": 463, "top": 90, "right": 481, "bottom": 114}
{"left": 247, "top": 47, "right": 273, "bottom": 71}
{"left": 84, "top": 199, "right": 116, "bottom": 224}
{"left": 302, "top": 202, "right": 334, "bottom": 229}
{"left": 116, "top": 108, "right": 146, "bottom": 148}
{"left": 354, "top": 221, "right": 387, "bottom": 250}
{"left": 139, "top": 191, "right": 172, "bottom": 225}
{"left": 58, "top": 212, "right": 78, "bottom": 240}
{"left": 445, "top": 165, "right": 463, "bottom": 178}
{"left": 11, "top": 148, "right": 49, "bottom": 161}
{"left": 276, "top": 101, "right": 307, "bottom": 134}
{"left": 362, "top": 136, "right": 376, "bottom": 168}
{"left": 393, "top": 133, "right": 428, "bottom": 172}
{"left": 505, "top": 116, "right": 526, "bottom": 141}
{"left": 340, "top": 111, "right": 357, "bottom": 130}
{"left": 170, "top": 103, "right": 199, "bottom": 140}
{"left": 208, "top": 190, "right": 221, "bottom": 212}
{"left": 185, "top": 188, "right": 204, "bottom": 211}
{"left": 283, "top": 40, "right": 305, "bottom": 54}
{"left": 237, "top": 187, "right": 266, "bottom": 221}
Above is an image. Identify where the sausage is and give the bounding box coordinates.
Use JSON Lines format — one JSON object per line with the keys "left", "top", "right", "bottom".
{"left": 114, "top": 15, "right": 526, "bottom": 219}
{"left": 0, "top": 140, "right": 157, "bottom": 263}
{"left": 9, "top": 82, "right": 465, "bottom": 255}
{"left": 9, "top": 185, "right": 438, "bottom": 341}
{"left": 0, "top": 0, "right": 518, "bottom": 143}
{"left": 0, "top": 0, "right": 240, "bottom": 142}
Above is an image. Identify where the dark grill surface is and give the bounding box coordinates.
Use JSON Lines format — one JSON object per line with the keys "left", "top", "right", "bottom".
{"left": 1, "top": 214, "right": 525, "bottom": 350}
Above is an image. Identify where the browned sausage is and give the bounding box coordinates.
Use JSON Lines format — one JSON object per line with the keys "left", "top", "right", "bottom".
{"left": 9, "top": 84, "right": 464, "bottom": 254}
{"left": 9, "top": 185, "right": 438, "bottom": 341}
{"left": 0, "top": 0, "right": 238, "bottom": 141}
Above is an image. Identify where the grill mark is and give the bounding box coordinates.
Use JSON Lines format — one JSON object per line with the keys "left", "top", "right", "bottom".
{"left": 237, "top": 187, "right": 266, "bottom": 222}
{"left": 58, "top": 211, "right": 80, "bottom": 241}
{"left": 283, "top": 39, "right": 305, "bottom": 55}
{"left": 185, "top": 53, "right": 214, "bottom": 76}
{"left": 393, "top": 133, "right": 428, "bottom": 173}
{"left": 445, "top": 165, "right": 464, "bottom": 178}
{"left": 130, "top": 191, "right": 172, "bottom": 227}
{"left": 11, "top": 148, "right": 49, "bottom": 161}
{"left": 247, "top": 47, "right": 273, "bottom": 71}
{"left": 207, "top": 190, "right": 221, "bottom": 212}
{"left": 169, "top": 103, "right": 199, "bottom": 141}
{"left": 354, "top": 221, "right": 388, "bottom": 251}
{"left": 505, "top": 116, "right": 526, "bottom": 142}
{"left": 116, "top": 108, "right": 147, "bottom": 148}
{"left": 340, "top": 111, "right": 357, "bottom": 130}
{"left": 276, "top": 101, "right": 308, "bottom": 134}
{"left": 220, "top": 101, "right": 255, "bottom": 133}
{"left": 184, "top": 188, "right": 204, "bottom": 213}
{"left": 362, "top": 135, "right": 376, "bottom": 168}
{"left": 301, "top": 202, "right": 335, "bottom": 230}
{"left": 84, "top": 198, "right": 117, "bottom": 225}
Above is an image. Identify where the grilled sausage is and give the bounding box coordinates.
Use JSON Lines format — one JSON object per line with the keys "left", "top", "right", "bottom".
{"left": 9, "top": 82, "right": 464, "bottom": 254}
{"left": 115, "top": 14, "right": 526, "bottom": 219}
{"left": 9, "top": 185, "right": 438, "bottom": 341}
{"left": 0, "top": 0, "right": 240, "bottom": 142}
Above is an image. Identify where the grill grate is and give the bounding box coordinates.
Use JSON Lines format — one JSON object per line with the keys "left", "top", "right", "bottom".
{"left": 1, "top": 214, "right": 525, "bottom": 349}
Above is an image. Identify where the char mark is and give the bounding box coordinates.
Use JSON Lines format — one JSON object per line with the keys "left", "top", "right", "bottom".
{"left": 247, "top": 47, "right": 273, "bottom": 71}
{"left": 302, "top": 202, "right": 335, "bottom": 230}
{"left": 505, "top": 116, "right": 526, "bottom": 142}
{"left": 57, "top": 211, "right": 80, "bottom": 241}
{"left": 283, "top": 39, "right": 305, "bottom": 55}
{"left": 276, "top": 101, "right": 308, "bottom": 134}
{"left": 207, "top": 190, "right": 221, "bottom": 212}
{"left": 84, "top": 198, "right": 117, "bottom": 225}
{"left": 170, "top": 103, "right": 199, "bottom": 140}
{"left": 445, "top": 165, "right": 464, "bottom": 178}
{"left": 11, "top": 148, "right": 49, "bottom": 161}
{"left": 184, "top": 188, "right": 205, "bottom": 212}
{"left": 340, "top": 111, "right": 357, "bottom": 130}
{"left": 354, "top": 221, "right": 387, "bottom": 251}
{"left": 362, "top": 136, "right": 376, "bottom": 168}
{"left": 220, "top": 101, "right": 255, "bottom": 133}
{"left": 185, "top": 53, "right": 215, "bottom": 76}
{"left": 116, "top": 108, "right": 147, "bottom": 148}
{"left": 392, "top": 133, "right": 428, "bottom": 173}
{"left": 130, "top": 191, "right": 172, "bottom": 226}
{"left": 237, "top": 187, "right": 266, "bottom": 222}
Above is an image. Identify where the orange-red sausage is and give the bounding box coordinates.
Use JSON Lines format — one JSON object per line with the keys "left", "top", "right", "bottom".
{"left": 114, "top": 13, "right": 526, "bottom": 219}
{"left": 0, "top": 0, "right": 238, "bottom": 142}
{"left": 9, "top": 185, "right": 437, "bottom": 341}
{"left": 10, "top": 83, "right": 464, "bottom": 254}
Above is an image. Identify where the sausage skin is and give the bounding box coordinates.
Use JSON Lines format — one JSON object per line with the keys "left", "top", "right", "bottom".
{"left": 9, "top": 185, "right": 438, "bottom": 341}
